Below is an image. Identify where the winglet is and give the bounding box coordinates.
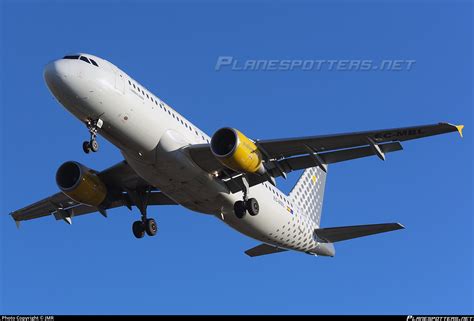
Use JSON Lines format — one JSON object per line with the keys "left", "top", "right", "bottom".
{"left": 10, "top": 213, "right": 21, "bottom": 229}
{"left": 455, "top": 124, "right": 464, "bottom": 138}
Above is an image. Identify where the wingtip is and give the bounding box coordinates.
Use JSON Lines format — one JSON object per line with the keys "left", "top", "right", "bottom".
{"left": 397, "top": 223, "right": 405, "bottom": 229}
{"left": 10, "top": 213, "right": 21, "bottom": 229}
{"left": 445, "top": 123, "right": 464, "bottom": 138}
{"left": 455, "top": 124, "right": 464, "bottom": 138}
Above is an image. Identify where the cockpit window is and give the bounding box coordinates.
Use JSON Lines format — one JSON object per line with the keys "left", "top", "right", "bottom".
{"left": 80, "top": 56, "right": 91, "bottom": 64}
{"left": 62, "top": 55, "right": 99, "bottom": 67}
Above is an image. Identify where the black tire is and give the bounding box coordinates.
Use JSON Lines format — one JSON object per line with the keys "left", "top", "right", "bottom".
{"left": 145, "top": 218, "right": 158, "bottom": 236}
{"left": 90, "top": 139, "right": 99, "bottom": 152}
{"left": 234, "top": 200, "right": 247, "bottom": 219}
{"left": 247, "top": 198, "right": 259, "bottom": 216}
{"left": 82, "top": 141, "right": 91, "bottom": 154}
{"left": 132, "top": 221, "right": 145, "bottom": 239}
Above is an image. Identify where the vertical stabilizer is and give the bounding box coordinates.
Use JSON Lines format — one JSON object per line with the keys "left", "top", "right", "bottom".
{"left": 288, "top": 166, "right": 327, "bottom": 227}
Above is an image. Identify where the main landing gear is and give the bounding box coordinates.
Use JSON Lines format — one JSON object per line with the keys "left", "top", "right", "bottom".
{"left": 234, "top": 198, "right": 259, "bottom": 219}
{"left": 127, "top": 187, "right": 159, "bottom": 239}
{"left": 233, "top": 179, "right": 259, "bottom": 219}
{"left": 132, "top": 217, "right": 158, "bottom": 239}
{"left": 82, "top": 118, "right": 103, "bottom": 154}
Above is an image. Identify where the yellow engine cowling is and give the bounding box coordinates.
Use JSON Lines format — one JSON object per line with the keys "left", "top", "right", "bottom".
{"left": 210, "top": 127, "right": 266, "bottom": 174}
{"left": 56, "top": 161, "right": 107, "bottom": 207}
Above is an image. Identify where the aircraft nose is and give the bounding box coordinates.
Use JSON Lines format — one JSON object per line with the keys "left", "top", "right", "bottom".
{"left": 43, "top": 59, "right": 70, "bottom": 89}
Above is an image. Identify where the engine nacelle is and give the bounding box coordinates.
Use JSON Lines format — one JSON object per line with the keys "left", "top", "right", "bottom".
{"left": 210, "top": 127, "right": 266, "bottom": 174}
{"left": 56, "top": 161, "right": 107, "bottom": 207}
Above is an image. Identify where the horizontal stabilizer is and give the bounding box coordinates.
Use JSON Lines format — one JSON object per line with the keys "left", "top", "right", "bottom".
{"left": 245, "top": 243, "right": 288, "bottom": 257}
{"left": 314, "top": 223, "right": 404, "bottom": 243}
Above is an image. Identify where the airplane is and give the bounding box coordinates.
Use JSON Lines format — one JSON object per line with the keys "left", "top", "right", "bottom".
{"left": 10, "top": 53, "right": 464, "bottom": 257}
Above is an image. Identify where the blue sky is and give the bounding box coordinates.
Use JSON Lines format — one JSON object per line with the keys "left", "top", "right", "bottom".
{"left": 1, "top": 0, "right": 472, "bottom": 315}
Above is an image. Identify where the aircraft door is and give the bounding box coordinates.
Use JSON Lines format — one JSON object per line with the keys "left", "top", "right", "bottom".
{"left": 114, "top": 70, "right": 125, "bottom": 94}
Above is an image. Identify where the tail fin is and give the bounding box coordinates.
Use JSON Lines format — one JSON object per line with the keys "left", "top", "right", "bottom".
{"left": 288, "top": 166, "right": 327, "bottom": 227}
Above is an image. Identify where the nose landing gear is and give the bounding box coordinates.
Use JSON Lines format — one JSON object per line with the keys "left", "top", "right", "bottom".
{"left": 82, "top": 118, "right": 103, "bottom": 154}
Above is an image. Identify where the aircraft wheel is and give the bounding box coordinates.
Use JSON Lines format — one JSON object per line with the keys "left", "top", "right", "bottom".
{"left": 246, "top": 198, "right": 259, "bottom": 216}
{"left": 90, "top": 139, "right": 99, "bottom": 152}
{"left": 132, "top": 221, "right": 145, "bottom": 239}
{"left": 234, "top": 201, "right": 247, "bottom": 219}
{"left": 82, "top": 141, "right": 91, "bottom": 154}
{"left": 145, "top": 218, "right": 158, "bottom": 237}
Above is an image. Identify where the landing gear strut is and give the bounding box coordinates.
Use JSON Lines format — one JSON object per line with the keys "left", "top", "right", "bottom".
{"left": 233, "top": 178, "right": 259, "bottom": 219}
{"left": 82, "top": 118, "right": 103, "bottom": 154}
{"left": 128, "top": 187, "right": 159, "bottom": 239}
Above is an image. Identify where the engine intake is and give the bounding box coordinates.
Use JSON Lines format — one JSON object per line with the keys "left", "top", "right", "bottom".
{"left": 56, "top": 161, "right": 107, "bottom": 207}
{"left": 211, "top": 127, "right": 265, "bottom": 174}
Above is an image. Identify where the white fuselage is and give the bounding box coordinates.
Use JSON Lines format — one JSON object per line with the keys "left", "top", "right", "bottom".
{"left": 43, "top": 53, "right": 331, "bottom": 255}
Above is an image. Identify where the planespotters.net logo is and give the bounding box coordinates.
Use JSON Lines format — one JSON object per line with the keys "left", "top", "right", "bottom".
{"left": 215, "top": 56, "right": 416, "bottom": 72}
{"left": 1, "top": 317, "right": 54, "bottom": 321}
{"left": 407, "top": 317, "right": 474, "bottom": 321}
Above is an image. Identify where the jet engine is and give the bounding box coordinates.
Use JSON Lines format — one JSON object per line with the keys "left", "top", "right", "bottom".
{"left": 56, "top": 161, "right": 107, "bottom": 207}
{"left": 210, "top": 127, "right": 266, "bottom": 175}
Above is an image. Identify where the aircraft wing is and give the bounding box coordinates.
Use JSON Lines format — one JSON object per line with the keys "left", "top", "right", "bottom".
{"left": 186, "top": 122, "right": 463, "bottom": 193}
{"left": 10, "top": 161, "right": 177, "bottom": 226}
{"left": 255, "top": 122, "right": 463, "bottom": 159}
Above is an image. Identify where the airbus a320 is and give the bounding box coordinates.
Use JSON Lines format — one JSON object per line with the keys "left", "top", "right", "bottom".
{"left": 10, "top": 54, "right": 464, "bottom": 257}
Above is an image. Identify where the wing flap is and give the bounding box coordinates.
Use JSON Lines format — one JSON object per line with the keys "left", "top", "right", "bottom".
{"left": 277, "top": 142, "right": 403, "bottom": 174}
{"left": 48, "top": 191, "right": 177, "bottom": 221}
{"left": 314, "top": 223, "right": 404, "bottom": 243}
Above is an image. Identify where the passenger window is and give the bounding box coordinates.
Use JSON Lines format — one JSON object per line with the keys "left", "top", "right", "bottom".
{"left": 80, "top": 56, "right": 90, "bottom": 64}
{"left": 90, "top": 59, "right": 99, "bottom": 67}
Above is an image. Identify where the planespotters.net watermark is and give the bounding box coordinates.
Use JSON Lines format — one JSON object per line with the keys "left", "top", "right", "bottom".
{"left": 215, "top": 56, "right": 416, "bottom": 72}
{"left": 407, "top": 317, "right": 474, "bottom": 321}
